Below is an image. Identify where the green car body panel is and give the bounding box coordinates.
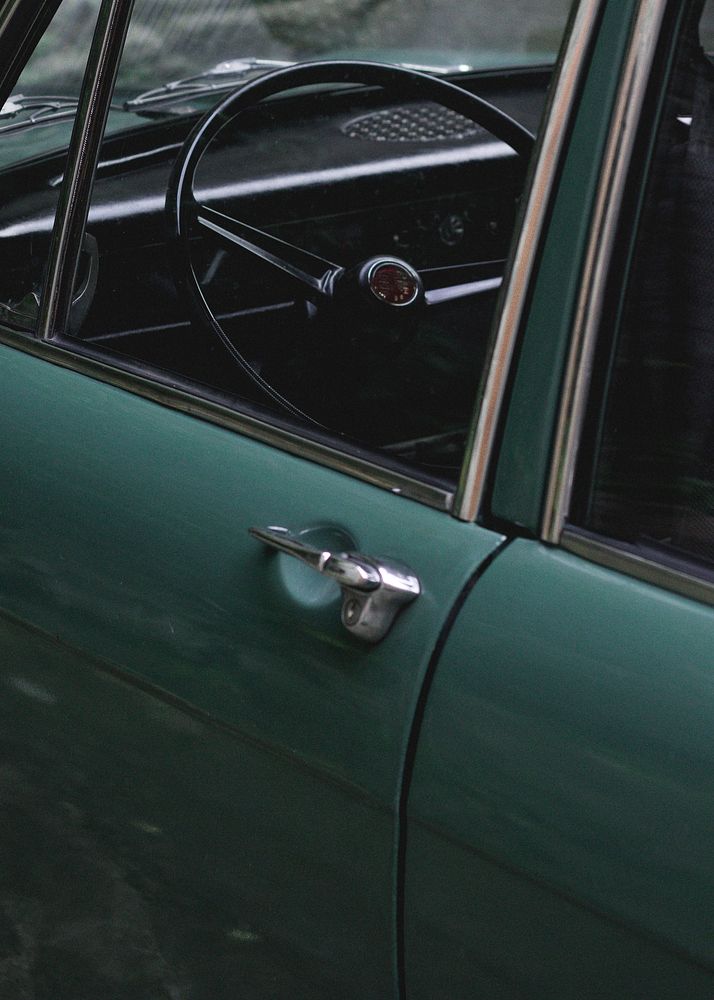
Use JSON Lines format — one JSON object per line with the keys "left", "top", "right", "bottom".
{"left": 0, "top": 341, "right": 504, "bottom": 997}
{"left": 0, "top": 0, "right": 712, "bottom": 996}
{"left": 404, "top": 1, "right": 714, "bottom": 996}
{"left": 405, "top": 539, "right": 714, "bottom": 998}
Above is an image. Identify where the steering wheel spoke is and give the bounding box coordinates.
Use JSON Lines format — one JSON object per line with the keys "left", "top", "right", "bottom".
{"left": 420, "top": 259, "right": 504, "bottom": 306}
{"left": 168, "top": 60, "right": 533, "bottom": 420}
{"left": 195, "top": 204, "right": 342, "bottom": 295}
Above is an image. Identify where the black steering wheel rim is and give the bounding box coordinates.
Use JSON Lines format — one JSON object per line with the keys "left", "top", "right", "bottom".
{"left": 166, "top": 60, "right": 535, "bottom": 422}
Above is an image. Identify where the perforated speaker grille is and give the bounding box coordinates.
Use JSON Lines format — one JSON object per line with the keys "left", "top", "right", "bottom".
{"left": 342, "top": 103, "right": 486, "bottom": 142}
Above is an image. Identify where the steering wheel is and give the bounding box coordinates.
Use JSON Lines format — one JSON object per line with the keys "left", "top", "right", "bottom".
{"left": 167, "top": 61, "right": 534, "bottom": 424}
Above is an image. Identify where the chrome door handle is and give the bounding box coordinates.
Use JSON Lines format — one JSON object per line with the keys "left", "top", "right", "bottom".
{"left": 250, "top": 525, "right": 420, "bottom": 643}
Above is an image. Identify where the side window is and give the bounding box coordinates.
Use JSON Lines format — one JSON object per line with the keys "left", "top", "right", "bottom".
{"left": 0, "top": 0, "right": 100, "bottom": 332}
{"left": 70, "top": 0, "right": 537, "bottom": 488}
{"left": 573, "top": 0, "right": 714, "bottom": 572}
{"left": 0, "top": 0, "right": 574, "bottom": 493}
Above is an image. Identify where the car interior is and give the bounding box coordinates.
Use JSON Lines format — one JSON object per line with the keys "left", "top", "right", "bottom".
{"left": 0, "top": 48, "right": 550, "bottom": 487}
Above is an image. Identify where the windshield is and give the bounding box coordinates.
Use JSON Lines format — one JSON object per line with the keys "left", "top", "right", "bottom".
{"left": 21, "top": 0, "right": 575, "bottom": 102}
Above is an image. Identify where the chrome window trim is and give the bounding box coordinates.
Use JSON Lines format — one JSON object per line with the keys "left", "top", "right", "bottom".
{"left": 0, "top": 325, "right": 454, "bottom": 511}
{"left": 541, "top": 0, "right": 670, "bottom": 543}
{"left": 454, "top": 0, "right": 605, "bottom": 523}
{"left": 562, "top": 528, "right": 714, "bottom": 609}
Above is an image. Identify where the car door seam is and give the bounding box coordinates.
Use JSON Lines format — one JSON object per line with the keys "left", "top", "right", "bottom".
{"left": 394, "top": 533, "right": 513, "bottom": 1000}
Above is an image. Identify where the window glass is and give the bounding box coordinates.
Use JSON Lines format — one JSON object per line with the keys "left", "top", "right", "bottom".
{"left": 576, "top": 1, "right": 714, "bottom": 569}
{"left": 64, "top": 0, "right": 573, "bottom": 95}
{"left": 0, "top": 0, "right": 574, "bottom": 486}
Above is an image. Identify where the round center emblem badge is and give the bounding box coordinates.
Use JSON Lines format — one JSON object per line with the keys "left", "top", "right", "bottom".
{"left": 367, "top": 260, "right": 421, "bottom": 306}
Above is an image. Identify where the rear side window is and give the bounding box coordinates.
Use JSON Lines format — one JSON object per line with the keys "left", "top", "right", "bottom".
{"left": 574, "top": 1, "right": 714, "bottom": 571}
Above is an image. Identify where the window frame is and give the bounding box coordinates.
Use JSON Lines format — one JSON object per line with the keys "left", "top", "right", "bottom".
{"left": 0, "top": 0, "right": 596, "bottom": 519}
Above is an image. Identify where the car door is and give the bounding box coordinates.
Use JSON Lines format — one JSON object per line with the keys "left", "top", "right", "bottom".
{"left": 0, "top": 342, "right": 509, "bottom": 1000}
{"left": 0, "top": 1, "right": 524, "bottom": 997}
{"left": 405, "top": 1, "right": 714, "bottom": 997}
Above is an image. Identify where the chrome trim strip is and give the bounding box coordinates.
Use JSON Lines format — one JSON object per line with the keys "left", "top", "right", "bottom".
{"left": 424, "top": 275, "right": 501, "bottom": 306}
{"left": 0, "top": 325, "right": 454, "bottom": 512}
{"left": 38, "top": 0, "right": 135, "bottom": 340}
{"left": 562, "top": 528, "right": 714, "bottom": 609}
{"left": 541, "top": 0, "right": 670, "bottom": 543}
{"left": 454, "top": 0, "right": 604, "bottom": 522}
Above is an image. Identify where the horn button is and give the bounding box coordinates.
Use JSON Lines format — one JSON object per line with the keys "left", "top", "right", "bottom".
{"left": 359, "top": 257, "right": 423, "bottom": 307}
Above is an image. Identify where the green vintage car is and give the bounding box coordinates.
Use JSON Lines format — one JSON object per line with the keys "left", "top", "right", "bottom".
{"left": 0, "top": 0, "right": 713, "bottom": 996}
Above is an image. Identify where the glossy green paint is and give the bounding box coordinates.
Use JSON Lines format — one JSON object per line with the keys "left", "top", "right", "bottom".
{"left": 405, "top": 538, "right": 714, "bottom": 997}
{"left": 490, "top": 0, "right": 638, "bottom": 531}
{"left": 0, "top": 608, "right": 394, "bottom": 998}
{"left": 0, "top": 341, "right": 504, "bottom": 998}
